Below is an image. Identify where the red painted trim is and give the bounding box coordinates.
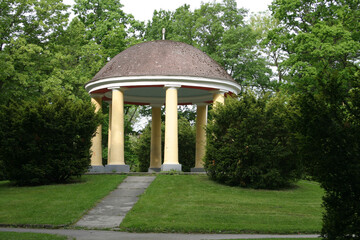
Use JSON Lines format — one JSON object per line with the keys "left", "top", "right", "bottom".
{"left": 91, "top": 88, "right": 109, "bottom": 94}
{"left": 124, "top": 101, "right": 151, "bottom": 105}
{"left": 181, "top": 85, "right": 216, "bottom": 91}
{"left": 178, "top": 102, "right": 193, "bottom": 105}
{"left": 123, "top": 85, "right": 164, "bottom": 89}
{"left": 102, "top": 96, "right": 112, "bottom": 101}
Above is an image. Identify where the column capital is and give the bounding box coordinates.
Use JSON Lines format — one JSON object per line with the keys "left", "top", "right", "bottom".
{"left": 109, "top": 87, "right": 128, "bottom": 92}
{"left": 195, "top": 103, "right": 209, "bottom": 107}
{"left": 90, "top": 93, "right": 104, "bottom": 98}
{"left": 150, "top": 103, "right": 163, "bottom": 108}
{"left": 164, "top": 84, "right": 181, "bottom": 90}
{"left": 210, "top": 89, "right": 227, "bottom": 94}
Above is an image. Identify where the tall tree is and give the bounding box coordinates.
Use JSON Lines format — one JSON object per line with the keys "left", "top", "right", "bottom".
{"left": 270, "top": 0, "right": 360, "bottom": 238}
{"left": 0, "top": 0, "right": 70, "bottom": 103}
{"left": 250, "top": 11, "right": 288, "bottom": 87}
{"left": 44, "top": 17, "right": 106, "bottom": 100}
{"left": 73, "top": 0, "right": 145, "bottom": 58}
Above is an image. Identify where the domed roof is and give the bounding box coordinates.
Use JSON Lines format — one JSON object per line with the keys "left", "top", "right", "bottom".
{"left": 85, "top": 40, "right": 241, "bottom": 105}
{"left": 90, "top": 40, "right": 234, "bottom": 82}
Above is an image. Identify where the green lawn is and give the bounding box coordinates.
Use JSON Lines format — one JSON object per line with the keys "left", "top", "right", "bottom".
{"left": 121, "top": 175, "right": 323, "bottom": 234}
{"left": 0, "top": 231, "right": 69, "bottom": 240}
{"left": 0, "top": 175, "right": 126, "bottom": 226}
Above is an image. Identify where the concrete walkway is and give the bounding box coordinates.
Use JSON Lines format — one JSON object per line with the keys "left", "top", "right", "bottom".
{"left": 75, "top": 176, "right": 156, "bottom": 229}
{"left": 0, "top": 228, "right": 320, "bottom": 240}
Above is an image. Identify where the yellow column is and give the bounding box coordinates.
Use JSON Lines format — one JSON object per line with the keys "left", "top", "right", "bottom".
{"left": 149, "top": 105, "right": 162, "bottom": 172}
{"left": 107, "top": 88, "right": 129, "bottom": 172}
{"left": 192, "top": 104, "right": 208, "bottom": 171}
{"left": 107, "top": 101, "right": 112, "bottom": 165}
{"left": 213, "top": 91, "right": 225, "bottom": 107}
{"left": 90, "top": 95, "right": 103, "bottom": 172}
{"left": 162, "top": 85, "right": 181, "bottom": 171}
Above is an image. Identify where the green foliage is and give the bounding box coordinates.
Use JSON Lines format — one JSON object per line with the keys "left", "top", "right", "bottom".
{"left": 0, "top": 0, "right": 71, "bottom": 103}
{"left": 134, "top": 125, "right": 153, "bottom": 172}
{"left": 178, "top": 117, "right": 196, "bottom": 172}
{"left": 0, "top": 160, "right": 6, "bottom": 181}
{"left": 144, "top": 0, "right": 274, "bottom": 92}
{"left": 270, "top": 0, "right": 360, "bottom": 238}
{"left": 134, "top": 117, "right": 195, "bottom": 172}
{"left": 293, "top": 90, "right": 360, "bottom": 238}
{"left": 73, "top": 0, "right": 144, "bottom": 58}
{"left": 204, "top": 92, "right": 301, "bottom": 189}
{"left": 250, "top": 11, "right": 287, "bottom": 88}
{"left": 0, "top": 95, "right": 103, "bottom": 185}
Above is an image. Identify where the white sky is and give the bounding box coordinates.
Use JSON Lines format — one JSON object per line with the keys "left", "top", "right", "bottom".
{"left": 64, "top": 0, "right": 273, "bottom": 22}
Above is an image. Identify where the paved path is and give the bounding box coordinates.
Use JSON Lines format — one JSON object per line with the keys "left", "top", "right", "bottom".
{"left": 0, "top": 228, "right": 320, "bottom": 240}
{"left": 75, "top": 176, "right": 156, "bottom": 229}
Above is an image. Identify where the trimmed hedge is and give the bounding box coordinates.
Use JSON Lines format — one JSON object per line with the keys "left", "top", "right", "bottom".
{"left": 204, "top": 92, "right": 302, "bottom": 189}
{"left": 0, "top": 95, "right": 102, "bottom": 185}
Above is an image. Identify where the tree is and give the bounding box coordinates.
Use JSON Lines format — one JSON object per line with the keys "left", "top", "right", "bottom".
{"left": 44, "top": 17, "right": 106, "bottom": 100}
{"left": 270, "top": 0, "right": 360, "bottom": 237}
{"left": 73, "top": 0, "right": 145, "bottom": 58}
{"left": 250, "top": 11, "right": 288, "bottom": 88}
{"left": 0, "top": 0, "right": 71, "bottom": 103}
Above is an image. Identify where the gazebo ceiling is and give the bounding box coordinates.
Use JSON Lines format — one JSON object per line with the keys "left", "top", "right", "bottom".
{"left": 85, "top": 40, "right": 241, "bottom": 105}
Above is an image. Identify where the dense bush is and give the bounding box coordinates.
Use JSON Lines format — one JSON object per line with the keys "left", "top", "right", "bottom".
{"left": 294, "top": 89, "right": 360, "bottom": 238}
{"left": 134, "top": 125, "right": 153, "bottom": 172}
{"left": 204, "top": 92, "right": 302, "bottom": 189}
{"left": 134, "top": 117, "right": 195, "bottom": 172}
{"left": 178, "top": 117, "right": 196, "bottom": 172}
{"left": 0, "top": 95, "right": 102, "bottom": 185}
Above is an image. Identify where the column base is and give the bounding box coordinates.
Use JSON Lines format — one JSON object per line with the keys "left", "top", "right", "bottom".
{"left": 191, "top": 167, "right": 206, "bottom": 173}
{"left": 148, "top": 168, "right": 161, "bottom": 173}
{"left": 161, "top": 164, "right": 182, "bottom": 172}
{"left": 104, "top": 165, "right": 130, "bottom": 173}
{"left": 88, "top": 165, "right": 105, "bottom": 173}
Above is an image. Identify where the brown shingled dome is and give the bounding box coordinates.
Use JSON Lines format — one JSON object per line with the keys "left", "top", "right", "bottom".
{"left": 85, "top": 40, "right": 241, "bottom": 105}
{"left": 91, "top": 40, "right": 234, "bottom": 82}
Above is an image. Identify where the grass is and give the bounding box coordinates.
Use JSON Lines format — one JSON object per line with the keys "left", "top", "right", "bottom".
{"left": 121, "top": 175, "right": 323, "bottom": 234}
{"left": 0, "top": 175, "right": 126, "bottom": 226}
{"left": 0, "top": 231, "right": 69, "bottom": 240}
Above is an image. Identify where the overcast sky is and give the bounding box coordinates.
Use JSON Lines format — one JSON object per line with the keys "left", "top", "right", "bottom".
{"left": 64, "top": 0, "right": 273, "bottom": 22}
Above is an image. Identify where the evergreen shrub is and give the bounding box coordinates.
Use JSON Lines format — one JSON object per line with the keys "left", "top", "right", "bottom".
{"left": 204, "top": 92, "right": 301, "bottom": 189}
{"left": 294, "top": 90, "right": 360, "bottom": 238}
{"left": 0, "top": 95, "right": 102, "bottom": 185}
{"left": 0, "top": 160, "right": 6, "bottom": 180}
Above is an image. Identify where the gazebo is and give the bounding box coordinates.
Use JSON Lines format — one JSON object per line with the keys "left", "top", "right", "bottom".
{"left": 85, "top": 40, "right": 241, "bottom": 173}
